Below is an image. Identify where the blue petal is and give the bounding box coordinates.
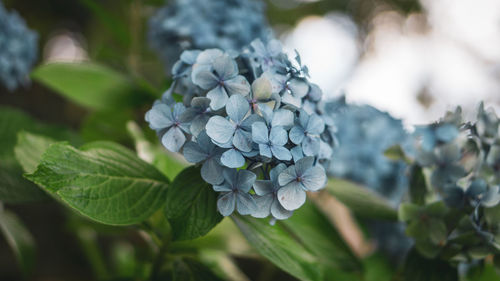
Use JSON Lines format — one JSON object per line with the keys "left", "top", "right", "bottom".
{"left": 180, "top": 50, "right": 200, "bottom": 64}
{"left": 237, "top": 170, "right": 257, "bottom": 192}
{"left": 278, "top": 165, "right": 297, "bottom": 186}
{"left": 206, "top": 116, "right": 235, "bottom": 144}
{"left": 226, "top": 94, "right": 250, "bottom": 123}
{"left": 270, "top": 126, "right": 288, "bottom": 146}
{"left": 290, "top": 146, "right": 304, "bottom": 163}
{"left": 172, "top": 103, "right": 186, "bottom": 119}
{"left": 217, "top": 193, "right": 236, "bottom": 216}
{"left": 271, "top": 109, "right": 294, "bottom": 129}
{"left": 252, "top": 122, "right": 269, "bottom": 144}
{"left": 435, "top": 124, "right": 459, "bottom": 143}
{"left": 236, "top": 192, "right": 257, "bottom": 215}
{"left": 201, "top": 157, "right": 224, "bottom": 185}
{"left": 161, "top": 126, "right": 186, "bottom": 152}
{"left": 281, "top": 92, "right": 302, "bottom": 108}
{"left": 251, "top": 76, "right": 273, "bottom": 100}
{"left": 146, "top": 104, "right": 174, "bottom": 130}
{"left": 225, "top": 75, "right": 251, "bottom": 96}
{"left": 253, "top": 180, "right": 274, "bottom": 196}
{"left": 302, "top": 136, "right": 320, "bottom": 156}
{"left": 277, "top": 182, "right": 306, "bottom": 211}
{"left": 252, "top": 194, "right": 273, "bottom": 218}
{"left": 288, "top": 78, "right": 309, "bottom": 98}
{"left": 207, "top": 86, "right": 229, "bottom": 110}
{"left": 213, "top": 54, "right": 238, "bottom": 80}
{"left": 482, "top": 186, "right": 500, "bottom": 207}
{"left": 258, "top": 144, "right": 273, "bottom": 158}
{"left": 213, "top": 182, "right": 232, "bottom": 192}
{"left": 302, "top": 165, "right": 326, "bottom": 191}
{"left": 192, "top": 69, "right": 218, "bottom": 89}
{"left": 233, "top": 130, "right": 253, "bottom": 152}
{"left": 270, "top": 163, "right": 287, "bottom": 183}
{"left": 289, "top": 126, "right": 305, "bottom": 144}
{"left": 240, "top": 114, "right": 264, "bottom": 131}
{"left": 271, "top": 146, "right": 292, "bottom": 161}
{"left": 306, "top": 114, "right": 325, "bottom": 135}
{"left": 183, "top": 141, "right": 207, "bottom": 163}
{"left": 295, "top": 156, "right": 315, "bottom": 176}
{"left": 221, "top": 149, "right": 245, "bottom": 168}
{"left": 271, "top": 199, "right": 293, "bottom": 220}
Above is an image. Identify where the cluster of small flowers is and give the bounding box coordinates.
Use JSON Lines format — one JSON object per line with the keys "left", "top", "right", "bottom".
{"left": 148, "top": 0, "right": 270, "bottom": 68}
{"left": 413, "top": 104, "right": 500, "bottom": 209}
{"left": 320, "top": 97, "right": 412, "bottom": 261}
{"left": 406, "top": 103, "right": 500, "bottom": 259}
{"left": 146, "top": 39, "right": 333, "bottom": 222}
{"left": 0, "top": 1, "right": 38, "bottom": 91}
{"left": 321, "top": 97, "right": 409, "bottom": 203}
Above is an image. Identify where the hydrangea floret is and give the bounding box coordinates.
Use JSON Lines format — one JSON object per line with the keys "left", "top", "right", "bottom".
{"left": 0, "top": 2, "right": 38, "bottom": 91}
{"left": 146, "top": 39, "right": 333, "bottom": 222}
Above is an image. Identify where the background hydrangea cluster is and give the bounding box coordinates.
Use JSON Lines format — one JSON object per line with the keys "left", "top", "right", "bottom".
{"left": 401, "top": 103, "right": 500, "bottom": 261}
{"left": 148, "top": 0, "right": 270, "bottom": 68}
{"left": 0, "top": 1, "right": 38, "bottom": 91}
{"left": 320, "top": 97, "right": 413, "bottom": 260}
{"left": 146, "top": 39, "right": 333, "bottom": 222}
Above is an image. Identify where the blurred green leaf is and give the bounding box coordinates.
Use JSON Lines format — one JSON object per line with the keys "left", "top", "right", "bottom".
{"left": 25, "top": 141, "right": 169, "bottom": 225}
{"left": 78, "top": 0, "right": 130, "bottom": 47}
{"left": 281, "top": 201, "right": 362, "bottom": 272}
{"left": 408, "top": 165, "right": 427, "bottom": 205}
{"left": 327, "top": 179, "right": 398, "bottom": 221}
{"left": 384, "top": 145, "right": 407, "bottom": 162}
{"left": 402, "top": 248, "right": 457, "bottom": 281}
{"left": 0, "top": 209, "right": 35, "bottom": 275}
{"left": 31, "top": 62, "right": 147, "bottom": 110}
{"left": 0, "top": 106, "right": 79, "bottom": 203}
{"left": 81, "top": 110, "right": 134, "bottom": 144}
{"left": 232, "top": 215, "right": 322, "bottom": 281}
{"left": 466, "top": 262, "right": 500, "bottom": 281}
{"left": 172, "top": 257, "right": 224, "bottom": 281}
{"left": 165, "top": 166, "right": 222, "bottom": 241}
{"left": 15, "top": 132, "right": 56, "bottom": 174}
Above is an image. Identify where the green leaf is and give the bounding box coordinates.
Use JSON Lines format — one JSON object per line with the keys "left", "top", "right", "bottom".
{"left": 31, "top": 62, "right": 146, "bottom": 110}
{"left": 81, "top": 110, "right": 134, "bottom": 144}
{"left": 25, "top": 141, "right": 169, "bottom": 225}
{"left": 327, "top": 179, "right": 398, "bottom": 221}
{"left": 0, "top": 209, "right": 35, "bottom": 275}
{"left": 165, "top": 166, "right": 222, "bottom": 241}
{"left": 172, "top": 257, "right": 224, "bottom": 281}
{"left": 402, "top": 248, "right": 457, "bottom": 281}
{"left": 232, "top": 215, "right": 322, "bottom": 281}
{"left": 77, "top": 0, "right": 130, "bottom": 47}
{"left": 127, "top": 121, "right": 186, "bottom": 180}
{"left": 15, "top": 132, "right": 56, "bottom": 174}
{"left": 0, "top": 106, "right": 79, "bottom": 203}
{"left": 281, "top": 201, "right": 362, "bottom": 272}
{"left": 467, "top": 262, "right": 500, "bottom": 281}
{"left": 408, "top": 165, "right": 427, "bottom": 205}
{"left": 384, "top": 145, "right": 407, "bottom": 162}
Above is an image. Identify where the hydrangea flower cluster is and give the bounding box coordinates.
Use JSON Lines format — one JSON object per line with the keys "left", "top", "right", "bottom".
{"left": 146, "top": 39, "right": 333, "bottom": 222}
{"left": 321, "top": 97, "right": 409, "bottom": 203}
{"left": 0, "top": 2, "right": 38, "bottom": 91}
{"left": 401, "top": 103, "right": 500, "bottom": 261}
{"left": 320, "top": 97, "right": 412, "bottom": 260}
{"left": 148, "top": 0, "right": 270, "bottom": 68}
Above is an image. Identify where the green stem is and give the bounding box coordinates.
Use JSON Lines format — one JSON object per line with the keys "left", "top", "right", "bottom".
{"left": 74, "top": 227, "right": 110, "bottom": 280}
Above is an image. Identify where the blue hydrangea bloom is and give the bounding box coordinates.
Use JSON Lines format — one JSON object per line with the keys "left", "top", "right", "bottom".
{"left": 146, "top": 39, "right": 334, "bottom": 219}
{"left": 214, "top": 168, "right": 257, "bottom": 216}
{"left": 148, "top": 0, "right": 270, "bottom": 68}
{"left": 252, "top": 163, "right": 293, "bottom": 221}
{"left": 0, "top": 2, "right": 38, "bottom": 91}
{"left": 145, "top": 102, "right": 191, "bottom": 152}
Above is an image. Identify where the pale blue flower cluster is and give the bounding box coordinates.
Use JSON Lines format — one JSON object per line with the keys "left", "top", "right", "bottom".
{"left": 148, "top": 0, "right": 270, "bottom": 67}
{"left": 413, "top": 104, "right": 500, "bottom": 208}
{"left": 321, "top": 98, "right": 409, "bottom": 203}
{"left": 146, "top": 39, "right": 333, "bottom": 222}
{"left": 0, "top": 2, "right": 38, "bottom": 91}
{"left": 320, "top": 97, "right": 412, "bottom": 260}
